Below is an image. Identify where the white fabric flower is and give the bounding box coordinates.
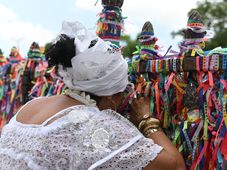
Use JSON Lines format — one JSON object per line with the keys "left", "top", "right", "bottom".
{"left": 66, "top": 110, "right": 90, "bottom": 124}
{"left": 91, "top": 128, "right": 110, "bottom": 152}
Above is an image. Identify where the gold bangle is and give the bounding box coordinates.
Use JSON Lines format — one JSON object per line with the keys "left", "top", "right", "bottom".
{"left": 145, "top": 117, "right": 160, "bottom": 125}
{"left": 138, "top": 119, "right": 147, "bottom": 131}
{"left": 144, "top": 128, "right": 160, "bottom": 137}
{"left": 138, "top": 117, "right": 160, "bottom": 132}
{"left": 142, "top": 125, "right": 160, "bottom": 134}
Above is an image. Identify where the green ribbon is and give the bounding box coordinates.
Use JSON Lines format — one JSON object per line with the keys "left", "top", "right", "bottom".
{"left": 150, "top": 87, "right": 154, "bottom": 116}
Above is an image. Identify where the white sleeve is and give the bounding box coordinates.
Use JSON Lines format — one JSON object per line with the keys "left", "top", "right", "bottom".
{"left": 88, "top": 109, "right": 163, "bottom": 170}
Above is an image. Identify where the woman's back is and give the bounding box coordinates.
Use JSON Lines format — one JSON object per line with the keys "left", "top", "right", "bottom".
{"left": 16, "top": 95, "right": 81, "bottom": 125}
{"left": 0, "top": 96, "right": 162, "bottom": 170}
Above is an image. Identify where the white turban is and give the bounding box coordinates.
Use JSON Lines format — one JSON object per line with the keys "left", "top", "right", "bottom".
{"left": 58, "top": 21, "right": 128, "bottom": 96}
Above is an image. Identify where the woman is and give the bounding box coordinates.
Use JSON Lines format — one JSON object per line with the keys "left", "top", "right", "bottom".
{"left": 0, "top": 21, "right": 185, "bottom": 170}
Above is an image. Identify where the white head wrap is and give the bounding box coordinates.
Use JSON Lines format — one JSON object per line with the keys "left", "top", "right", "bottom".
{"left": 58, "top": 21, "right": 128, "bottom": 96}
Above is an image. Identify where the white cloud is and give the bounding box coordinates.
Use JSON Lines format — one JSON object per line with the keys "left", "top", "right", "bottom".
{"left": 122, "top": 0, "right": 199, "bottom": 30}
{"left": 0, "top": 4, "right": 17, "bottom": 21}
{"left": 75, "top": 0, "right": 102, "bottom": 11}
{"left": 123, "top": 22, "right": 140, "bottom": 38}
{"left": 0, "top": 4, "right": 55, "bottom": 56}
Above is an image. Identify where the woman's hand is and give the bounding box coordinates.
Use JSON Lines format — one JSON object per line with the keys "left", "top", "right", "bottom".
{"left": 129, "top": 96, "right": 186, "bottom": 170}
{"left": 129, "top": 96, "right": 151, "bottom": 126}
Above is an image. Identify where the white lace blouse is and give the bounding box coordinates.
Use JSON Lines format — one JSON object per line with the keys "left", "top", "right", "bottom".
{"left": 0, "top": 104, "right": 163, "bottom": 170}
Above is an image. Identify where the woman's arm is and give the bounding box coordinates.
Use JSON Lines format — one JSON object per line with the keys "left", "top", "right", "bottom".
{"left": 143, "top": 131, "right": 185, "bottom": 170}
{"left": 129, "top": 97, "right": 186, "bottom": 170}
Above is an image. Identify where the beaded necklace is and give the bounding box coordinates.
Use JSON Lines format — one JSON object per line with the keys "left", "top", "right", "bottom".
{"left": 64, "top": 89, "right": 97, "bottom": 106}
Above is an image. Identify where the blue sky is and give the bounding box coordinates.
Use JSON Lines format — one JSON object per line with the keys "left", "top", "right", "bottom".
{"left": 0, "top": 0, "right": 202, "bottom": 57}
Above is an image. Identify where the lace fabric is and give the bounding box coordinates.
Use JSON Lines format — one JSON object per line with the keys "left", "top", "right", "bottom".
{"left": 0, "top": 105, "right": 162, "bottom": 170}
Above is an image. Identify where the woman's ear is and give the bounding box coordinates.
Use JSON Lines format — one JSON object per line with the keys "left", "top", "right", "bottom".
{"left": 106, "top": 96, "right": 113, "bottom": 100}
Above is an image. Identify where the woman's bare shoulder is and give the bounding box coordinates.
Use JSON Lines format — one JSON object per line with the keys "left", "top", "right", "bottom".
{"left": 16, "top": 95, "right": 82, "bottom": 125}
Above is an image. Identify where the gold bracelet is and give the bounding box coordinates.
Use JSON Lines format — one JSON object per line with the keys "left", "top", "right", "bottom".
{"left": 144, "top": 128, "right": 160, "bottom": 137}
{"left": 142, "top": 124, "right": 160, "bottom": 134}
{"left": 138, "top": 117, "right": 160, "bottom": 132}
{"left": 138, "top": 119, "right": 147, "bottom": 131}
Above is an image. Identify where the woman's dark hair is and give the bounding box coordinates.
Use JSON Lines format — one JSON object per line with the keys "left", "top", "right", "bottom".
{"left": 45, "top": 34, "right": 76, "bottom": 69}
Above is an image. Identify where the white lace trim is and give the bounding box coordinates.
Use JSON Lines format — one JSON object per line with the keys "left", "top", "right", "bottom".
{"left": 137, "top": 143, "right": 163, "bottom": 170}
{"left": 3, "top": 105, "right": 90, "bottom": 137}
{"left": 88, "top": 134, "right": 143, "bottom": 170}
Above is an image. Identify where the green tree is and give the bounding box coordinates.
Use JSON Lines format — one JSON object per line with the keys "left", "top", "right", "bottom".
{"left": 172, "top": 0, "right": 227, "bottom": 50}
{"left": 121, "top": 35, "right": 139, "bottom": 58}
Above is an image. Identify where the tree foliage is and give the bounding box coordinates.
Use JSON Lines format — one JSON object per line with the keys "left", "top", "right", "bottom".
{"left": 172, "top": 0, "right": 227, "bottom": 50}
{"left": 121, "top": 35, "right": 139, "bottom": 58}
